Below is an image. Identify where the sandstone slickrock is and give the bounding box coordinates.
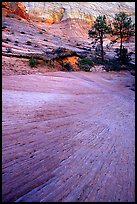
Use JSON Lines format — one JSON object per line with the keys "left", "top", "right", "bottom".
{"left": 2, "top": 3, "right": 135, "bottom": 202}
{"left": 2, "top": 71, "right": 135, "bottom": 202}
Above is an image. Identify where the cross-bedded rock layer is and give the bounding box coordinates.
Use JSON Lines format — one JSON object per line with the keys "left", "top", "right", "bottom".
{"left": 2, "top": 2, "right": 135, "bottom": 24}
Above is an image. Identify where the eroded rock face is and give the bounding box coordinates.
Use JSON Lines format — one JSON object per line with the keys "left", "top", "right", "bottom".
{"left": 2, "top": 2, "right": 135, "bottom": 24}
{"left": 2, "top": 2, "right": 29, "bottom": 19}
{"left": 23, "top": 2, "right": 135, "bottom": 23}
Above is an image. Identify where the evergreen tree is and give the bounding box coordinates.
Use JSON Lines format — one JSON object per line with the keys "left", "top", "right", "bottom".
{"left": 88, "top": 15, "right": 112, "bottom": 61}
{"left": 112, "top": 12, "right": 135, "bottom": 63}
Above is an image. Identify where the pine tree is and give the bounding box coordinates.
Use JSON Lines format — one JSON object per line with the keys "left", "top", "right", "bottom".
{"left": 112, "top": 12, "right": 135, "bottom": 63}
{"left": 88, "top": 15, "right": 112, "bottom": 61}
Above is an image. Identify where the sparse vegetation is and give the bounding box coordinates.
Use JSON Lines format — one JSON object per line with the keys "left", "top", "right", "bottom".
{"left": 92, "top": 56, "right": 105, "bottom": 66}
{"left": 103, "top": 59, "right": 121, "bottom": 71}
{"left": 88, "top": 15, "right": 112, "bottom": 61}
{"left": 54, "top": 47, "right": 64, "bottom": 54}
{"left": 2, "top": 5, "right": 134, "bottom": 74}
{"left": 26, "top": 41, "right": 32, "bottom": 45}
{"left": 87, "top": 12, "right": 135, "bottom": 71}
{"left": 112, "top": 12, "right": 135, "bottom": 64}
{"left": 2, "top": 25, "right": 7, "bottom": 30}
{"left": 29, "top": 57, "right": 38, "bottom": 67}
{"left": 76, "top": 43, "right": 81, "bottom": 46}
{"left": 114, "top": 47, "right": 131, "bottom": 65}
{"left": 20, "top": 31, "right": 26, "bottom": 34}
{"left": 62, "top": 62, "right": 74, "bottom": 71}
{"left": 79, "top": 57, "right": 94, "bottom": 71}
{"left": 6, "top": 48, "right": 12, "bottom": 53}
{"left": 44, "top": 59, "right": 54, "bottom": 67}
{"left": 3, "top": 38, "right": 11, "bottom": 43}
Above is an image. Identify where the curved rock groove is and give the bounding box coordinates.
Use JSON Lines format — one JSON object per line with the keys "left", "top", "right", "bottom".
{"left": 2, "top": 71, "right": 135, "bottom": 202}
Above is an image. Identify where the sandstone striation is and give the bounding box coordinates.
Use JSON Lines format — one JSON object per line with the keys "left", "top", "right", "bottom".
{"left": 2, "top": 71, "right": 135, "bottom": 202}
{"left": 22, "top": 2, "right": 135, "bottom": 24}
{"left": 2, "top": 2, "right": 135, "bottom": 24}
{"left": 2, "top": 2, "right": 135, "bottom": 203}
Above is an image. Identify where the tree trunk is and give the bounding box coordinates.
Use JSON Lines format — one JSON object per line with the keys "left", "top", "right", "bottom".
{"left": 120, "top": 26, "right": 123, "bottom": 62}
{"left": 100, "top": 33, "right": 104, "bottom": 61}
{"left": 120, "top": 35, "right": 123, "bottom": 62}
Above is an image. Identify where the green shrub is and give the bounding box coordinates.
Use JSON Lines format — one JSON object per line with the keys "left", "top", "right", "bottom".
{"left": 104, "top": 59, "right": 121, "bottom": 71}
{"left": 92, "top": 56, "right": 104, "bottom": 65}
{"left": 29, "top": 57, "right": 38, "bottom": 67}
{"left": 115, "top": 47, "right": 131, "bottom": 65}
{"left": 79, "top": 57, "right": 94, "bottom": 66}
{"left": 79, "top": 57, "right": 94, "bottom": 71}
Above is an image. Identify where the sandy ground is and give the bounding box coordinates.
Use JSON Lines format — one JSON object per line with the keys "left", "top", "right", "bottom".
{"left": 2, "top": 71, "right": 135, "bottom": 202}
